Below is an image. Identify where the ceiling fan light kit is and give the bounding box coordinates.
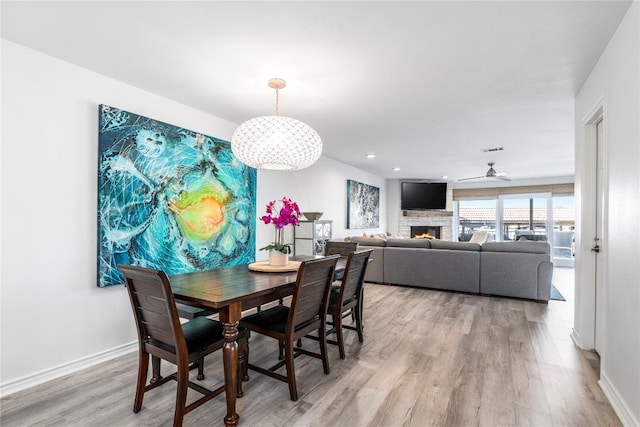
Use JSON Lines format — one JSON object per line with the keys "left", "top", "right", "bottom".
{"left": 231, "top": 78, "right": 322, "bottom": 171}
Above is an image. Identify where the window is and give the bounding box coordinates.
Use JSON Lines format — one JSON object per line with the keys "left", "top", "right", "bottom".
{"left": 454, "top": 194, "right": 575, "bottom": 267}
{"left": 458, "top": 199, "right": 496, "bottom": 242}
{"left": 501, "top": 195, "right": 548, "bottom": 241}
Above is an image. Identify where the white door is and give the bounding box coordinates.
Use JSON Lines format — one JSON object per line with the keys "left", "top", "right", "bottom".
{"left": 594, "top": 118, "right": 605, "bottom": 353}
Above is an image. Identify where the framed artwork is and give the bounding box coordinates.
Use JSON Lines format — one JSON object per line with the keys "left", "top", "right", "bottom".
{"left": 97, "top": 105, "right": 256, "bottom": 287}
{"left": 347, "top": 179, "right": 380, "bottom": 229}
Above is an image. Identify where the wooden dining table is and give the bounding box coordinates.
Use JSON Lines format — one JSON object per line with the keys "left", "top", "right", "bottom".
{"left": 169, "top": 256, "right": 343, "bottom": 426}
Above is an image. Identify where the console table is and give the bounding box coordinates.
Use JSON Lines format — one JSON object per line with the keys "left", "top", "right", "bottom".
{"left": 294, "top": 220, "right": 332, "bottom": 255}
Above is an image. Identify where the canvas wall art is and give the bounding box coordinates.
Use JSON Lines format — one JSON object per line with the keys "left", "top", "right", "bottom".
{"left": 97, "top": 105, "right": 256, "bottom": 287}
{"left": 347, "top": 179, "right": 380, "bottom": 229}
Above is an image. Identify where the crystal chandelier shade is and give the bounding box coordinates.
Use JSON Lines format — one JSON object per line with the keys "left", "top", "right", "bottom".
{"left": 231, "top": 78, "right": 322, "bottom": 171}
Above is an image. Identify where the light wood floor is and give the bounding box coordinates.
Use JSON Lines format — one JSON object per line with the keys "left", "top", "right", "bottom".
{"left": 1, "top": 268, "right": 621, "bottom": 426}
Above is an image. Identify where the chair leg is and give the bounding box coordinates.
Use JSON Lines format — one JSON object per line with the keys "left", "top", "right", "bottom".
{"left": 242, "top": 334, "right": 250, "bottom": 382}
{"left": 197, "top": 357, "right": 205, "bottom": 380}
{"left": 237, "top": 336, "right": 247, "bottom": 398}
{"left": 318, "top": 322, "right": 331, "bottom": 375}
{"left": 359, "top": 288, "right": 365, "bottom": 329}
{"left": 133, "top": 350, "right": 149, "bottom": 413}
{"left": 173, "top": 362, "right": 189, "bottom": 427}
{"left": 354, "top": 305, "right": 364, "bottom": 343}
{"left": 278, "top": 340, "right": 285, "bottom": 360}
{"left": 284, "top": 339, "right": 298, "bottom": 401}
{"left": 151, "top": 355, "right": 162, "bottom": 383}
{"left": 334, "top": 312, "right": 346, "bottom": 359}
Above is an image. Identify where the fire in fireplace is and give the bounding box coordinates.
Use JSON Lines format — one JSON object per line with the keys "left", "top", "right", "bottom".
{"left": 411, "top": 226, "right": 441, "bottom": 239}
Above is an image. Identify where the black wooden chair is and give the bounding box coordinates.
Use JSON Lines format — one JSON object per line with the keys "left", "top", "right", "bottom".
{"left": 118, "top": 265, "right": 249, "bottom": 427}
{"left": 326, "top": 249, "right": 372, "bottom": 359}
{"left": 238, "top": 256, "right": 339, "bottom": 401}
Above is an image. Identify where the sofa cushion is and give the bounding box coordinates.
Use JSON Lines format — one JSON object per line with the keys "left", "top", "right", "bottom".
{"left": 383, "top": 247, "right": 480, "bottom": 293}
{"left": 344, "top": 236, "right": 387, "bottom": 247}
{"left": 386, "top": 238, "right": 431, "bottom": 248}
{"left": 429, "top": 240, "right": 482, "bottom": 251}
{"left": 480, "top": 252, "right": 552, "bottom": 300}
{"left": 482, "top": 241, "right": 550, "bottom": 255}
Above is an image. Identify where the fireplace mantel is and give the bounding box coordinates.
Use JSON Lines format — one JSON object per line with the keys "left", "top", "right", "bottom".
{"left": 403, "top": 210, "right": 453, "bottom": 217}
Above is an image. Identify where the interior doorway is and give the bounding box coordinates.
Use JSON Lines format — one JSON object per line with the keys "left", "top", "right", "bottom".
{"left": 594, "top": 117, "right": 605, "bottom": 354}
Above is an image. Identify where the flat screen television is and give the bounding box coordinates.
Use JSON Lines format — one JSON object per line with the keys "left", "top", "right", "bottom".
{"left": 401, "top": 182, "right": 448, "bottom": 210}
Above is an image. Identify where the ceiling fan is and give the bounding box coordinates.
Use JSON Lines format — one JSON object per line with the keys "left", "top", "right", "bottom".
{"left": 458, "top": 162, "right": 511, "bottom": 181}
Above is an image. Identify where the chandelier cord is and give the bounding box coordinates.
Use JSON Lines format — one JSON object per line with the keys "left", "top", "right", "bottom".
{"left": 275, "top": 89, "right": 280, "bottom": 116}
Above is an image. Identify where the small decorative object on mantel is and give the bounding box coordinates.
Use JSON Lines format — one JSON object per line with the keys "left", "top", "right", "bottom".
{"left": 259, "top": 197, "right": 301, "bottom": 266}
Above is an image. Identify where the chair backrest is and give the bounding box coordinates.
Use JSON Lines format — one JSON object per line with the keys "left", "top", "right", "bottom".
{"left": 287, "top": 256, "right": 339, "bottom": 333}
{"left": 324, "top": 241, "right": 358, "bottom": 257}
{"left": 118, "top": 264, "right": 186, "bottom": 356}
{"left": 338, "top": 249, "right": 373, "bottom": 305}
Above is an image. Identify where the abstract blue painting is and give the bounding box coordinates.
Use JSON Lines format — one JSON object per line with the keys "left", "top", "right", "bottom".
{"left": 97, "top": 105, "right": 256, "bottom": 287}
{"left": 347, "top": 179, "right": 380, "bottom": 229}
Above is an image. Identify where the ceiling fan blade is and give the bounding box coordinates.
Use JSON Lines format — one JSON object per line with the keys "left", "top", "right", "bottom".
{"left": 493, "top": 175, "right": 512, "bottom": 181}
{"left": 457, "top": 176, "right": 486, "bottom": 181}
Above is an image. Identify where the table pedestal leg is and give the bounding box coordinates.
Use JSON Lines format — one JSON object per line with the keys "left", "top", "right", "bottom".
{"left": 220, "top": 303, "right": 242, "bottom": 427}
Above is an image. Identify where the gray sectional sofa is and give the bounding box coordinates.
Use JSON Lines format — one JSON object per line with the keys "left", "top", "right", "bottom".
{"left": 344, "top": 236, "right": 553, "bottom": 302}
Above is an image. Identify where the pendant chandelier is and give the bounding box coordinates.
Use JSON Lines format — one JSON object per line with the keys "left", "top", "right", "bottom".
{"left": 231, "top": 78, "right": 322, "bottom": 170}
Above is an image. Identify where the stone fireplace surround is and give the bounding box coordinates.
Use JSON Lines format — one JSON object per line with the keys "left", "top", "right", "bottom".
{"left": 399, "top": 211, "right": 453, "bottom": 240}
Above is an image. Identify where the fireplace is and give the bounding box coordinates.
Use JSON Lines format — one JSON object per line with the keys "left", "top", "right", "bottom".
{"left": 411, "top": 226, "right": 441, "bottom": 239}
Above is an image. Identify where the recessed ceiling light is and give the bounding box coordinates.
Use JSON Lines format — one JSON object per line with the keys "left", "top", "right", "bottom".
{"left": 366, "top": 154, "right": 376, "bottom": 159}
{"left": 392, "top": 167, "right": 400, "bottom": 172}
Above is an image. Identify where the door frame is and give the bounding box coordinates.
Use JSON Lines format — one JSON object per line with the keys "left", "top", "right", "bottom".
{"left": 572, "top": 96, "right": 608, "bottom": 352}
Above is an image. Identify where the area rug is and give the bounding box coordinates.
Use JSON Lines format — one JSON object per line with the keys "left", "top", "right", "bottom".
{"left": 551, "top": 284, "right": 566, "bottom": 301}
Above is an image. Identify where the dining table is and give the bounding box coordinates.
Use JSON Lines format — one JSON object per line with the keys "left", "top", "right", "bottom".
{"left": 169, "top": 256, "right": 344, "bottom": 426}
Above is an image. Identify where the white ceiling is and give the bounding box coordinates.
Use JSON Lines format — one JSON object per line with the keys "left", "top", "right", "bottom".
{"left": 1, "top": 1, "right": 631, "bottom": 183}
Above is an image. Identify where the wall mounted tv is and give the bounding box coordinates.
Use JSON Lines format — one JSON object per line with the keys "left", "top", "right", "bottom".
{"left": 401, "top": 182, "right": 448, "bottom": 210}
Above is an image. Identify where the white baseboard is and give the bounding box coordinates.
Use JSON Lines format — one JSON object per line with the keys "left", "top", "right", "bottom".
{"left": 570, "top": 328, "right": 588, "bottom": 349}
{"left": 599, "top": 370, "right": 640, "bottom": 427}
{"left": 0, "top": 341, "right": 137, "bottom": 398}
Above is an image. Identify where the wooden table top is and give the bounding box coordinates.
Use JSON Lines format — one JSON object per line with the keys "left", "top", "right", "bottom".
{"left": 170, "top": 256, "right": 347, "bottom": 311}
{"left": 170, "top": 264, "right": 300, "bottom": 309}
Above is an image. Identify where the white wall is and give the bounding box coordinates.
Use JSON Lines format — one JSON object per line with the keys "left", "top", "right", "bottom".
{"left": 574, "top": 3, "right": 640, "bottom": 426}
{"left": 0, "top": 40, "right": 385, "bottom": 394}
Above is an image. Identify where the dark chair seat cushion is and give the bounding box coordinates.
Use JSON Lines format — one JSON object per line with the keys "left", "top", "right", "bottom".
{"left": 241, "top": 305, "right": 290, "bottom": 333}
{"left": 328, "top": 288, "right": 355, "bottom": 309}
{"left": 148, "top": 317, "right": 225, "bottom": 354}
{"left": 183, "top": 317, "right": 225, "bottom": 352}
{"left": 240, "top": 305, "right": 320, "bottom": 334}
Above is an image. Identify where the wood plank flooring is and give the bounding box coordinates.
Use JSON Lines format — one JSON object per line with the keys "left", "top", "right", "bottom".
{"left": 1, "top": 268, "right": 621, "bottom": 426}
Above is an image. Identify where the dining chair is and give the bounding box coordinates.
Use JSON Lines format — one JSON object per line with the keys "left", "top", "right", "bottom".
{"left": 324, "top": 241, "right": 358, "bottom": 282}
{"left": 324, "top": 241, "right": 358, "bottom": 257}
{"left": 239, "top": 255, "right": 339, "bottom": 401}
{"left": 305, "top": 249, "right": 373, "bottom": 359}
{"left": 118, "top": 264, "right": 249, "bottom": 427}
{"left": 326, "top": 249, "right": 373, "bottom": 359}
